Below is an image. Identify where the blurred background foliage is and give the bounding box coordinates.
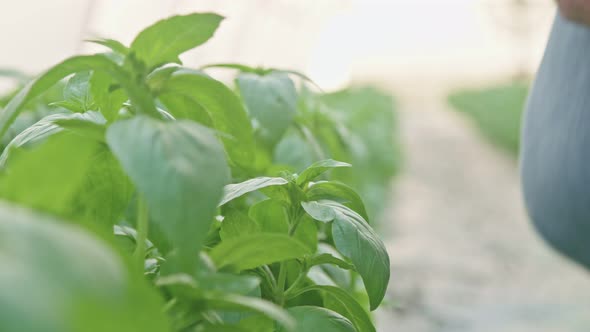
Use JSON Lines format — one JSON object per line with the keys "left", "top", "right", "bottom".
{"left": 448, "top": 81, "right": 528, "bottom": 156}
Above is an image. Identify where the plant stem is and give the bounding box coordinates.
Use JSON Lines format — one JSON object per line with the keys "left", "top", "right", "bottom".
{"left": 134, "top": 196, "right": 149, "bottom": 273}
{"left": 283, "top": 271, "right": 307, "bottom": 299}
{"left": 276, "top": 262, "right": 288, "bottom": 305}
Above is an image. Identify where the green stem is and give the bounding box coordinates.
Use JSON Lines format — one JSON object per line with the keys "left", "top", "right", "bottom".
{"left": 134, "top": 196, "right": 149, "bottom": 272}
{"left": 276, "top": 262, "right": 288, "bottom": 305}
{"left": 283, "top": 271, "right": 307, "bottom": 299}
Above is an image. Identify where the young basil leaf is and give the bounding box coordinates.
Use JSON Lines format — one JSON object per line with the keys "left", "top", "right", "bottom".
{"left": 277, "top": 306, "right": 355, "bottom": 332}
{"left": 302, "top": 200, "right": 389, "bottom": 311}
{"left": 209, "top": 234, "right": 311, "bottom": 271}
{"left": 0, "top": 202, "right": 170, "bottom": 332}
{"left": 130, "top": 13, "right": 223, "bottom": 69}
{"left": 51, "top": 71, "right": 95, "bottom": 113}
{"left": 220, "top": 177, "right": 288, "bottom": 206}
{"left": 296, "top": 159, "right": 351, "bottom": 186}
{"left": 90, "top": 71, "right": 127, "bottom": 122}
{"left": 87, "top": 38, "right": 130, "bottom": 55}
{"left": 306, "top": 181, "right": 369, "bottom": 222}
{"left": 236, "top": 71, "right": 298, "bottom": 148}
{"left": 160, "top": 72, "right": 255, "bottom": 168}
{"left": 297, "top": 286, "right": 374, "bottom": 332}
{"left": 0, "top": 54, "right": 119, "bottom": 138}
{"left": 301, "top": 201, "right": 336, "bottom": 223}
{"left": 107, "top": 115, "right": 230, "bottom": 272}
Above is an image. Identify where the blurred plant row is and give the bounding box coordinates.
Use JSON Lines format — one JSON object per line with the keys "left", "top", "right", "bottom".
{"left": 0, "top": 13, "right": 398, "bottom": 332}
{"left": 449, "top": 81, "right": 528, "bottom": 156}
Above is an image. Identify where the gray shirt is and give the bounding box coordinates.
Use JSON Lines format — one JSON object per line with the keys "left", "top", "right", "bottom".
{"left": 521, "top": 13, "right": 590, "bottom": 270}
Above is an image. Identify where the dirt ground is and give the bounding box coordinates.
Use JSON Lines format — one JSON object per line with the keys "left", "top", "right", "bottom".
{"left": 375, "top": 88, "right": 590, "bottom": 332}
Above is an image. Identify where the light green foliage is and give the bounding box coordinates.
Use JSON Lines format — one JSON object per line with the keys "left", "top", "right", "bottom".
{"left": 320, "top": 87, "right": 400, "bottom": 221}
{"left": 0, "top": 203, "right": 169, "bottom": 332}
{"left": 448, "top": 81, "right": 528, "bottom": 155}
{"left": 0, "top": 11, "right": 393, "bottom": 332}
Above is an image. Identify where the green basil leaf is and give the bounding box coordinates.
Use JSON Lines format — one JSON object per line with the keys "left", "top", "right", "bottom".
{"left": 67, "top": 145, "right": 133, "bottom": 229}
{"left": 302, "top": 201, "right": 389, "bottom": 310}
{"left": 131, "top": 13, "right": 223, "bottom": 69}
{"left": 160, "top": 72, "right": 255, "bottom": 168}
{"left": 0, "top": 133, "right": 98, "bottom": 215}
{"left": 306, "top": 181, "right": 369, "bottom": 222}
{"left": 0, "top": 111, "right": 105, "bottom": 167}
{"left": 236, "top": 72, "right": 297, "bottom": 147}
{"left": 297, "top": 286, "right": 374, "bottom": 332}
{"left": 301, "top": 201, "right": 336, "bottom": 223}
{"left": 309, "top": 253, "right": 355, "bottom": 271}
{"left": 51, "top": 71, "right": 95, "bottom": 112}
{"left": 0, "top": 54, "right": 121, "bottom": 138}
{"left": 87, "top": 38, "right": 130, "bottom": 55}
{"left": 53, "top": 116, "right": 107, "bottom": 142}
{"left": 219, "top": 210, "right": 260, "bottom": 241}
{"left": 220, "top": 177, "right": 288, "bottom": 206}
{"left": 90, "top": 71, "right": 127, "bottom": 122}
{"left": 156, "top": 272, "right": 260, "bottom": 297}
{"left": 204, "top": 294, "right": 294, "bottom": 332}
{"left": 201, "top": 63, "right": 262, "bottom": 73}
{"left": 209, "top": 234, "right": 311, "bottom": 271}
{"left": 296, "top": 159, "right": 351, "bottom": 186}
{"left": 278, "top": 306, "right": 355, "bottom": 332}
{"left": 248, "top": 199, "right": 289, "bottom": 234}
{"left": 107, "top": 115, "right": 229, "bottom": 272}
{"left": 0, "top": 203, "right": 170, "bottom": 332}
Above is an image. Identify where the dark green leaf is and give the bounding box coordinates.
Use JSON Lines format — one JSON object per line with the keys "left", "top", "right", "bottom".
{"left": 156, "top": 272, "right": 260, "bottom": 297}
{"left": 278, "top": 306, "right": 355, "bottom": 332}
{"left": 248, "top": 199, "right": 289, "bottom": 234}
{"left": 107, "top": 116, "right": 229, "bottom": 272}
{"left": 236, "top": 72, "right": 297, "bottom": 147}
{"left": 0, "top": 202, "right": 170, "bottom": 332}
{"left": 204, "top": 294, "right": 294, "bottom": 332}
{"left": 160, "top": 72, "right": 255, "bottom": 168}
{"left": 209, "top": 234, "right": 311, "bottom": 271}
{"left": 296, "top": 159, "right": 351, "bottom": 186}
{"left": 131, "top": 13, "right": 223, "bottom": 69}
{"left": 303, "top": 201, "right": 389, "bottom": 310}
{"left": 297, "top": 286, "right": 374, "bottom": 332}
{"left": 220, "top": 177, "right": 288, "bottom": 206}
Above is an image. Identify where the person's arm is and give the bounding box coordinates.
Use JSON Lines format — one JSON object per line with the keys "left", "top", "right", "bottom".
{"left": 557, "top": 0, "right": 590, "bottom": 25}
